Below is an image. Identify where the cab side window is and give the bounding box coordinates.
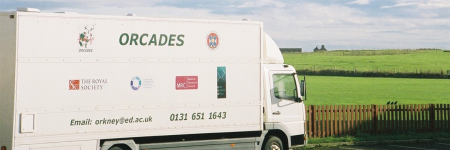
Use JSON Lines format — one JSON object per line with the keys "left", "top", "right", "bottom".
{"left": 272, "top": 74, "right": 298, "bottom": 101}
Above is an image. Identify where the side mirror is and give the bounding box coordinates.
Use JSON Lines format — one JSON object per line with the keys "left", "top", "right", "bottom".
{"left": 300, "top": 76, "right": 306, "bottom": 100}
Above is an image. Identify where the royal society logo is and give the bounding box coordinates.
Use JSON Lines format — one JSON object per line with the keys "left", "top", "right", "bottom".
{"left": 69, "top": 79, "right": 107, "bottom": 90}
{"left": 207, "top": 32, "right": 219, "bottom": 50}
{"left": 130, "top": 76, "right": 142, "bottom": 90}
{"left": 69, "top": 80, "right": 80, "bottom": 90}
{"left": 78, "top": 24, "right": 96, "bottom": 52}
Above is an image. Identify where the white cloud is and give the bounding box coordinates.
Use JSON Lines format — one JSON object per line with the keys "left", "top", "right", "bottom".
{"left": 47, "top": 6, "right": 216, "bottom": 19}
{"left": 231, "top": 0, "right": 285, "bottom": 8}
{"left": 250, "top": 2, "right": 449, "bottom": 50}
{"left": 381, "top": 0, "right": 450, "bottom": 9}
{"left": 347, "top": 0, "right": 370, "bottom": 5}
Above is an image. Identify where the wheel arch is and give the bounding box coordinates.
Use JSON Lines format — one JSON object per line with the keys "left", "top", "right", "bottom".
{"left": 264, "top": 122, "right": 292, "bottom": 150}
{"left": 100, "top": 140, "right": 137, "bottom": 150}
{"left": 264, "top": 130, "right": 288, "bottom": 150}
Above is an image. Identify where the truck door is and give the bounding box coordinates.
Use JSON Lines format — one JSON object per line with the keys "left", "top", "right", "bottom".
{"left": 268, "top": 71, "right": 305, "bottom": 135}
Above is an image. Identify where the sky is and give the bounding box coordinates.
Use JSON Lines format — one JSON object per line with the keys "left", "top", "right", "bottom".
{"left": 1, "top": 0, "right": 449, "bottom": 52}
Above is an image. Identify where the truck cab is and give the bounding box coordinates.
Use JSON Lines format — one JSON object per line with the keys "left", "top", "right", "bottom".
{"left": 262, "top": 33, "right": 307, "bottom": 149}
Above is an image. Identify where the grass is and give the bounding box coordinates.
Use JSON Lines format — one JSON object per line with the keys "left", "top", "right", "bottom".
{"left": 293, "top": 131, "right": 450, "bottom": 149}
{"left": 306, "top": 131, "right": 450, "bottom": 144}
{"left": 302, "top": 76, "right": 450, "bottom": 105}
{"left": 285, "top": 50, "right": 450, "bottom": 105}
{"left": 285, "top": 50, "right": 450, "bottom": 74}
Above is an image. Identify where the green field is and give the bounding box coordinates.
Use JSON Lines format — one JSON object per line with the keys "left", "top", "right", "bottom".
{"left": 303, "top": 76, "right": 450, "bottom": 105}
{"left": 284, "top": 50, "right": 450, "bottom": 105}
{"left": 285, "top": 50, "right": 450, "bottom": 73}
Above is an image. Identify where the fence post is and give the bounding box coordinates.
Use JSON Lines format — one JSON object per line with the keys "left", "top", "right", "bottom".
{"left": 311, "top": 105, "right": 316, "bottom": 137}
{"left": 429, "top": 104, "right": 435, "bottom": 131}
{"left": 307, "top": 105, "right": 311, "bottom": 138}
{"left": 447, "top": 104, "right": 450, "bottom": 130}
{"left": 372, "top": 104, "right": 378, "bottom": 133}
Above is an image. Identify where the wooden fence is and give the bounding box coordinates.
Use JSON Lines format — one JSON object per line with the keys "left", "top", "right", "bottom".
{"left": 306, "top": 104, "right": 450, "bottom": 138}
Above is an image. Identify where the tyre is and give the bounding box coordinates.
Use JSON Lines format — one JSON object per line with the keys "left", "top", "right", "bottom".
{"left": 109, "top": 144, "right": 131, "bottom": 150}
{"left": 263, "top": 136, "right": 283, "bottom": 150}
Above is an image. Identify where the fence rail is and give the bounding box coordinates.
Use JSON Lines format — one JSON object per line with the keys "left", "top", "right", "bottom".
{"left": 306, "top": 104, "right": 450, "bottom": 138}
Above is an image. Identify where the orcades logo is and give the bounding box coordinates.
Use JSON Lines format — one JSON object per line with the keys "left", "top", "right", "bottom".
{"left": 69, "top": 80, "right": 80, "bottom": 90}
{"left": 207, "top": 32, "right": 219, "bottom": 49}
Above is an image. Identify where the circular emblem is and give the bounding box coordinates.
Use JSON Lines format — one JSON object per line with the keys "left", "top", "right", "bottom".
{"left": 207, "top": 32, "right": 219, "bottom": 49}
{"left": 130, "top": 76, "right": 141, "bottom": 90}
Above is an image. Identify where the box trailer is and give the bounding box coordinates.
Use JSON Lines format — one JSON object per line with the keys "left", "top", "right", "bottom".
{"left": 0, "top": 8, "right": 307, "bottom": 150}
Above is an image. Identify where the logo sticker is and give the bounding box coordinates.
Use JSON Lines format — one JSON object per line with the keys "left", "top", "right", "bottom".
{"left": 217, "top": 67, "right": 226, "bottom": 98}
{"left": 69, "top": 80, "right": 80, "bottom": 90}
{"left": 78, "top": 24, "right": 95, "bottom": 52}
{"left": 69, "top": 79, "right": 107, "bottom": 90}
{"left": 130, "top": 77, "right": 142, "bottom": 90}
{"left": 176, "top": 76, "right": 198, "bottom": 90}
{"left": 207, "top": 32, "right": 219, "bottom": 50}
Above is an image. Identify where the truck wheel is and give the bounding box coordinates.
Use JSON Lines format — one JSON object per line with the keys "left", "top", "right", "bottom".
{"left": 109, "top": 144, "right": 131, "bottom": 150}
{"left": 263, "top": 136, "right": 283, "bottom": 150}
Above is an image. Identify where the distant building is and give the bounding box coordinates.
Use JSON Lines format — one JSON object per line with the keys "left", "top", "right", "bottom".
{"left": 320, "top": 45, "right": 327, "bottom": 51}
{"left": 314, "top": 45, "right": 327, "bottom": 52}
{"left": 280, "top": 48, "right": 302, "bottom": 53}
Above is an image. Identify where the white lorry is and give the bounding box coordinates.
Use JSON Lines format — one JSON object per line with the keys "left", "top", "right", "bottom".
{"left": 0, "top": 8, "right": 307, "bottom": 150}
